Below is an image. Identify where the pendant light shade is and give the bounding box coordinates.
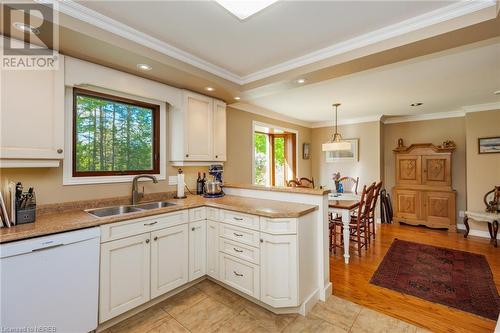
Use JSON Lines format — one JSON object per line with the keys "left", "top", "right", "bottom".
{"left": 322, "top": 103, "right": 351, "bottom": 152}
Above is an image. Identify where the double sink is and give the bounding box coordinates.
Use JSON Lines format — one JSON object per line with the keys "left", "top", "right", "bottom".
{"left": 86, "top": 201, "right": 176, "bottom": 218}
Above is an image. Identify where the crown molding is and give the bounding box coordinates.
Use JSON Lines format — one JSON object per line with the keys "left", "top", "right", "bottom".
{"left": 462, "top": 102, "right": 500, "bottom": 113}
{"left": 239, "top": 0, "right": 496, "bottom": 84}
{"left": 383, "top": 110, "right": 466, "bottom": 124}
{"left": 311, "top": 115, "right": 383, "bottom": 128}
{"left": 38, "top": 0, "right": 495, "bottom": 85}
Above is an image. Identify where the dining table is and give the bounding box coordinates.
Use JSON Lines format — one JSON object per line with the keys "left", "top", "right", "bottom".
{"left": 328, "top": 193, "right": 361, "bottom": 264}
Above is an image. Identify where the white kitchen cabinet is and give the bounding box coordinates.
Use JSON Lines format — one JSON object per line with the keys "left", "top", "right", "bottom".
{"left": 206, "top": 220, "right": 219, "bottom": 279}
{"left": 260, "top": 233, "right": 298, "bottom": 308}
{"left": 170, "top": 90, "right": 226, "bottom": 165}
{"left": 219, "top": 252, "right": 260, "bottom": 298}
{"left": 99, "top": 233, "right": 151, "bottom": 323}
{"left": 150, "top": 224, "right": 189, "bottom": 299}
{"left": 213, "top": 100, "right": 227, "bottom": 161}
{"left": 188, "top": 220, "right": 207, "bottom": 281}
{"left": 0, "top": 55, "right": 65, "bottom": 167}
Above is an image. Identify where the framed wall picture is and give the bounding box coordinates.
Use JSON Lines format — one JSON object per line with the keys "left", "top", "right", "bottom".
{"left": 478, "top": 136, "right": 500, "bottom": 154}
{"left": 303, "top": 143, "right": 311, "bottom": 160}
{"left": 325, "top": 138, "right": 359, "bottom": 162}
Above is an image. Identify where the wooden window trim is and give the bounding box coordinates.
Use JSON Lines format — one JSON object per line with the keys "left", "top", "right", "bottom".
{"left": 257, "top": 132, "right": 296, "bottom": 186}
{"left": 72, "top": 88, "right": 160, "bottom": 177}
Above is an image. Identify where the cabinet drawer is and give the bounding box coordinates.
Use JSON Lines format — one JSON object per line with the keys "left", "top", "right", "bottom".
{"left": 206, "top": 207, "right": 220, "bottom": 221}
{"left": 189, "top": 207, "right": 206, "bottom": 222}
{"left": 260, "top": 217, "right": 297, "bottom": 235}
{"left": 100, "top": 210, "right": 189, "bottom": 242}
{"left": 219, "top": 223, "right": 260, "bottom": 248}
{"left": 219, "top": 237, "right": 260, "bottom": 265}
{"left": 220, "top": 210, "right": 259, "bottom": 231}
{"left": 219, "top": 252, "right": 259, "bottom": 298}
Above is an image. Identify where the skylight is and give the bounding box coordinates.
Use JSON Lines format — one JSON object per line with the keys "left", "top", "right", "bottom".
{"left": 215, "top": 0, "right": 279, "bottom": 20}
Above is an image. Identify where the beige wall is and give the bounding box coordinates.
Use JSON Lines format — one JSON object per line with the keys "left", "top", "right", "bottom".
{"left": 465, "top": 109, "right": 500, "bottom": 232}
{"left": 311, "top": 121, "right": 382, "bottom": 190}
{"left": 224, "top": 107, "right": 312, "bottom": 184}
{"left": 383, "top": 117, "right": 467, "bottom": 222}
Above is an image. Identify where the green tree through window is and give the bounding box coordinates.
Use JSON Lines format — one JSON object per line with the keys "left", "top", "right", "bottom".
{"left": 73, "top": 89, "right": 159, "bottom": 176}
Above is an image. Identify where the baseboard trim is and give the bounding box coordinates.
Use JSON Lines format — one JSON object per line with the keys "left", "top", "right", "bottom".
{"left": 457, "top": 224, "right": 500, "bottom": 240}
{"left": 321, "top": 282, "right": 333, "bottom": 302}
{"left": 299, "top": 288, "right": 320, "bottom": 316}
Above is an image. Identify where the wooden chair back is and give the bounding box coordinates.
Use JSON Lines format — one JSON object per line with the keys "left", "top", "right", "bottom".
{"left": 287, "top": 177, "right": 315, "bottom": 188}
{"left": 339, "top": 176, "right": 359, "bottom": 194}
{"left": 287, "top": 180, "right": 301, "bottom": 187}
{"left": 370, "top": 181, "right": 383, "bottom": 217}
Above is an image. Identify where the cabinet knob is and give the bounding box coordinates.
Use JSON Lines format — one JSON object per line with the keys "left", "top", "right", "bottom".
{"left": 145, "top": 239, "right": 150, "bottom": 244}
{"left": 215, "top": 155, "right": 218, "bottom": 158}
{"left": 192, "top": 227, "right": 195, "bottom": 231}
{"left": 154, "top": 236, "right": 158, "bottom": 241}
{"left": 260, "top": 239, "right": 263, "bottom": 243}
{"left": 186, "top": 154, "right": 189, "bottom": 158}
{"left": 57, "top": 148, "right": 63, "bottom": 154}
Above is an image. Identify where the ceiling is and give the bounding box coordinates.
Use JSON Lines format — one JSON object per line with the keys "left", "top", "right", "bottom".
{"left": 77, "top": 0, "right": 456, "bottom": 77}
{"left": 245, "top": 39, "right": 500, "bottom": 124}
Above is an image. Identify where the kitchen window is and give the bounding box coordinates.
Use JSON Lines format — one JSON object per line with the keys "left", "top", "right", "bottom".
{"left": 253, "top": 123, "right": 297, "bottom": 186}
{"left": 72, "top": 88, "right": 160, "bottom": 177}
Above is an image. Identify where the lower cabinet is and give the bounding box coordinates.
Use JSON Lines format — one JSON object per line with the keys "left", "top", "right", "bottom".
{"left": 206, "top": 220, "right": 219, "bottom": 279}
{"left": 150, "top": 224, "right": 189, "bottom": 298}
{"left": 99, "top": 233, "right": 151, "bottom": 323}
{"left": 189, "top": 220, "right": 207, "bottom": 281}
{"left": 219, "top": 252, "right": 260, "bottom": 298}
{"left": 260, "top": 233, "right": 298, "bottom": 307}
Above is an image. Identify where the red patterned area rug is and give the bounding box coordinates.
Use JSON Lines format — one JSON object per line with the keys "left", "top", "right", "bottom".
{"left": 370, "top": 239, "right": 500, "bottom": 320}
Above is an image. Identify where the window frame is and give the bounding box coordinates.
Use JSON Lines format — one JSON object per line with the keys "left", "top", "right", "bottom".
{"left": 72, "top": 88, "right": 160, "bottom": 177}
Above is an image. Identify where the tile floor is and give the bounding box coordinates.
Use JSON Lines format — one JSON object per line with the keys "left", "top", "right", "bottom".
{"left": 101, "top": 279, "right": 430, "bottom": 333}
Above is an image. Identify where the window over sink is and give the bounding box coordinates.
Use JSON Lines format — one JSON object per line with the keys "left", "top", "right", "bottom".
{"left": 72, "top": 88, "right": 160, "bottom": 177}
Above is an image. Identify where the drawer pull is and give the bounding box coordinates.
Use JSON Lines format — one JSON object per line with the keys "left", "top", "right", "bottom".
{"left": 233, "top": 247, "right": 243, "bottom": 253}
{"left": 233, "top": 271, "right": 243, "bottom": 277}
{"left": 233, "top": 217, "right": 244, "bottom": 221}
{"left": 192, "top": 227, "right": 196, "bottom": 231}
{"left": 233, "top": 232, "right": 243, "bottom": 237}
{"left": 144, "top": 221, "right": 158, "bottom": 226}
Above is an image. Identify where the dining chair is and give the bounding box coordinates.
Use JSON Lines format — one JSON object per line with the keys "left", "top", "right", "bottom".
{"left": 367, "top": 181, "right": 383, "bottom": 240}
{"left": 287, "top": 177, "right": 315, "bottom": 188}
{"left": 287, "top": 180, "right": 301, "bottom": 187}
{"left": 338, "top": 176, "right": 359, "bottom": 194}
{"left": 329, "top": 183, "right": 374, "bottom": 256}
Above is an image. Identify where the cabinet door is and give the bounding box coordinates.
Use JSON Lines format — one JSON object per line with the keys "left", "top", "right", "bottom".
{"left": 99, "top": 233, "right": 150, "bottom": 323}
{"left": 0, "top": 56, "right": 64, "bottom": 161}
{"left": 150, "top": 225, "right": 189, "bottom": 299}
{"left": 395, "top": 155, "right": 421, "bottom": 185}
{"left": 393, "top": 189, "right": 421, "bottom": 220}
{"left": 213, "top": 100, "right": 226, "bottom": 161}
{"left": 184, "top": 92, "right": 213, "bottom": 160}
{"left": 206, "top": 220, "right": 219, "bottom": 279}
{"left": 260, "top": 233, "right": 298, "bottom": 308}
{"left": 189, "top": 220, "right": 207, "bottom": 281}
{"left": 424, "top": 191, "right": 455, "bottom": 227}
{"left": 422, "top": 155, "right": 451, "bottom": 186}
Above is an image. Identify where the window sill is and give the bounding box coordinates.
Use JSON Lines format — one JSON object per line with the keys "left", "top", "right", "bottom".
{"left": 63, "top": 174, "right": 165, "bottom": 186}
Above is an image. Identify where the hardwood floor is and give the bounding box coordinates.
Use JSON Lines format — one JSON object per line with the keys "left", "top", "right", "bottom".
{"left": 330, "top": 223, "right": 500, "bottom": 333}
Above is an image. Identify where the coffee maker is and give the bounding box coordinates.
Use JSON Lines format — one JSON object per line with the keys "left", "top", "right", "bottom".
{"left": 204, "top": 164, "right": 224, "bottom": 198}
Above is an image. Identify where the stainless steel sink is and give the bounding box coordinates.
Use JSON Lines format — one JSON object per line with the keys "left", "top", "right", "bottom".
{"left": 86, "top": 205, "right": 144, "bottom": 218}
{"left": 135, "top": 201, "right": 176, "bottom": 210}
{"left": 86, "top": 201, "right": 176, "bottom": 217}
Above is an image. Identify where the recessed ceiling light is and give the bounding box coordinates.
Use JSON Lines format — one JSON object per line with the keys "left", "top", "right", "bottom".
{"left": 296, "top": 79, "right": 306, "bottom": 84}
{"left": 215, "top": 0, "right": 279, "bottom": 20}
{"left": 494, "top": 90, "right": 500, "bottom": 95}
{"left": 410, "top": 102, "right": 423, "bottom": 107}
{"left": 12, "top": 22, "right": 40, "bottom": 35}
{"left": 137, "top": 63, "right": 152, "bottom": 71}
{"left": 234, "top": 96, "right": 241, "bottom": 100}
{"left": 205, "top": 87, "right": 215, "bottom": 92}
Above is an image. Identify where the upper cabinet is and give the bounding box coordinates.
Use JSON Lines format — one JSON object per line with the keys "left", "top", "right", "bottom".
{"left": 0, "top": 55, "right": 65, "bottom": 167}
{"left": 170, "top": 91, "right": 226, "bottom": 165}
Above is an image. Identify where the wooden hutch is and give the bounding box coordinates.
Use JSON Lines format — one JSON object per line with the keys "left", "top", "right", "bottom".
{"left": 392, "top": 140, "right": 457, "bottom": 231}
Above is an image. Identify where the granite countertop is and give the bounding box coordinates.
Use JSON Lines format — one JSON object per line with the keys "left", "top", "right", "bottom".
{"left": 0, "top": 194, "right": 318, "bottom": 244}
{"left": 224, "top": 183, "right": 331, "bottom": 196}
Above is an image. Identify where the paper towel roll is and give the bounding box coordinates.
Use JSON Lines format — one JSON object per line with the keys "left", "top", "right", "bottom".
{"left": 177, "top": 173, "right": 185, "bottom": 198}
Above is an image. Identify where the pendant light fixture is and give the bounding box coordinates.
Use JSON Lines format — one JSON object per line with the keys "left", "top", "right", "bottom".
{"left": 322, "top": 103, "right": 351, "bottom": 151}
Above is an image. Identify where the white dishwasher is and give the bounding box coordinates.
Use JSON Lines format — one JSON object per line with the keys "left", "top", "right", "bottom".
{"left": 1, "top": 227, "right": 100, "bottom": 333}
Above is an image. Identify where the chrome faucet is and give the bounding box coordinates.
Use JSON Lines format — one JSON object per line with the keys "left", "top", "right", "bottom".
{"left": 131, "top": 175, "right": 158, "bottom": 205}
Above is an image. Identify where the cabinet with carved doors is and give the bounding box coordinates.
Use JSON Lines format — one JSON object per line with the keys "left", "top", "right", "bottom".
{"left": 393, "top": 142, "right": 456, "bottom": 231}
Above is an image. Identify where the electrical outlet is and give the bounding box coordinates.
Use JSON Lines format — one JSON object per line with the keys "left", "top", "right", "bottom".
{"left": 168, "top": 176, "right": 178, "bottom": 185}
{"left": 458, "top": 210, "right": 465, "bottom": 218}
